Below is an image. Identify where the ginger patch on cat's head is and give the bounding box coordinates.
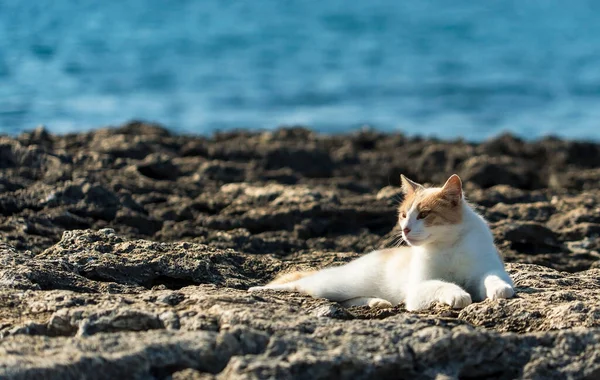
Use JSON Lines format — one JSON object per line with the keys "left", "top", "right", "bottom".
{"left": 399, "top": 174, "right": 463, "bottom": 226}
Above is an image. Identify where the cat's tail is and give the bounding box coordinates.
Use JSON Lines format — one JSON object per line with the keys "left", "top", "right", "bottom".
{"left": 248, "top": 269, "right": 317, "bottom": 292}
{"left": 267, "top": 270, "right": 317, "bottom": 285}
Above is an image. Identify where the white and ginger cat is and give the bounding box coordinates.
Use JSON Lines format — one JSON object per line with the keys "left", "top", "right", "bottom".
{"left": 249, "top": 174, "right": 515, "bottom": 311}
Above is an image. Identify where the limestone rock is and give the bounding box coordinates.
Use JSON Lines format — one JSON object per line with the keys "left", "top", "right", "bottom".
{"left": 1, "top": 124, "right": 600, "bottom": 378}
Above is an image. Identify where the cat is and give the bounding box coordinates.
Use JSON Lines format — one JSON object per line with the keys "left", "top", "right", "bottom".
{"left": 248, "top": 174, "right": 515, "bottom": 311}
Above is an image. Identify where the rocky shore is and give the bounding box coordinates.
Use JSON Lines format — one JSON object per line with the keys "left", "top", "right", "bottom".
{"left": 1, "top": 122, "right": 599, "bottom": 379}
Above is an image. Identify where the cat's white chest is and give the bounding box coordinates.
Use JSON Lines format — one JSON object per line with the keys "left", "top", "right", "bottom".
{"left": 417, "top": 249, "right": 473, "bottom": 284}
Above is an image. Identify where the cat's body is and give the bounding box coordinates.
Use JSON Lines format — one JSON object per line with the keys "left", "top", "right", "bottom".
{"left": 249, "top": 174, "right": 514, "bottom": 311}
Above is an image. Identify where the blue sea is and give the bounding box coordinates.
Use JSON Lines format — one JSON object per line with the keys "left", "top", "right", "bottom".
{"left": 1, "top": 1, "right": 600, "bottom": 140}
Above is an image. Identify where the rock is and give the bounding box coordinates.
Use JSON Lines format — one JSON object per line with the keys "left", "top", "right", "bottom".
{"left": 17, "top": 125, "right": 53, "bottom": 148}
{"left": 112, "top": 120, "right": 172, "bottom": 137}
{"left": 538, "top": 137, "right": 600, "bottom": 168}
{"left": 547, "top": 206, "right": 600, "bottom": 230}
{"left": 415, "top": 143, "right": 474, "bottom": 184}
{"left": 487, "top": 202, "right": 556, "bottom": 223}
{"left": 180, "top": 140, "right": 208, "bottom": 157}
{"left": 113, "top": 209, "right": 164, "bottom": 235}
{"left": 459, "top": 155, "right": 540, "bottom": 189}
{"left": 494, "top": 221, "right": 562, "bottom": 254}
{"left": 477, "top": 133, "right": 529, "bottom": 157}
{"left": 0, "top": 330, "right": 244, "bottom": 378}
{"left": 136, "top": 153, "right": 180, "bottom": 180}
{"left": 46, "top": 181, "right": 124, "bottom": 220}
{"left": 548, "top": 168, "right": 600, "bottom": 190}
{"left": 468, "top": 185, "right": 548, "bottom": 207}
{"left": 197, "top": 160, "right": 247, "bottom": 183}
{"left": 1, "top": 231, "right": 600, "bottom": 378}
{"left": 264, "top": 147, "right": 334, "bottom": 178}
{"left": 1, "top": 123, "right": 600, "bottom": 378}
{"left": 36, "top": 229, "right": 276, "bottom": 290}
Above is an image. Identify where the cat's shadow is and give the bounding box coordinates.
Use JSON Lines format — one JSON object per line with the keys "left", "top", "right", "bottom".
{"left": 513, "top": 286, "right": 544, "bottom": 295}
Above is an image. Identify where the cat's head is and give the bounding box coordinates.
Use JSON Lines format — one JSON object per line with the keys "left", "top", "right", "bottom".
{"left": 398, "top": 174, "right": 464, "bottom": 247}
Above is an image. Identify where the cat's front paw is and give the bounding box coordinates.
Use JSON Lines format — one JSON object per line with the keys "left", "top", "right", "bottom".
{"left": 367, "top": 298, "right": 393, "bottom": 309}
{"left": 440, "top": 289, "right": 472, "bottom": 309}
{"left": 487, "top": 283, "right": 515, "bottom": 300}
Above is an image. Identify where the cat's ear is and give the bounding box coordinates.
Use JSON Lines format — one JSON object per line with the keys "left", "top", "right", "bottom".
{"left": 400, "top": 175, "right": 422, "bottom": 195}
{"left": 441, "top": 174, "right": 463, "bottom": 205}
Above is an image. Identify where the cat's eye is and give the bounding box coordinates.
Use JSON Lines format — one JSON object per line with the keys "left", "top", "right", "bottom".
{"left": 417, "top": 211, "right": 430, "bottom": 219}
{"left": 400, "top": 211, "right": 407, "bottom": 218}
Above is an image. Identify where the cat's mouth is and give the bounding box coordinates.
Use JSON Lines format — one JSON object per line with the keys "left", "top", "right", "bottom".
{"left": 404, "top": 234, "right": 431, "bottom": 246}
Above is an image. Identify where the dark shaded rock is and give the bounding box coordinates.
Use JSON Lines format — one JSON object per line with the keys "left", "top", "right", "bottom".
{"left": 137, "top": 153, "right": 180, "bottom": 180}
{"left": 477, "top": 133, "right": 529, "bottom": 157}
{"left": 486, "top": 202, "right": 556, "bottom": 223}
{"left": 559, "top": 223, "right": 600, "bottom": 242}
{"left": 416, "top": 145, "right": 448, "bottom": 174}
{"left": 17, "top": 125, "right": 53, "bottom": 149}
{"left": 415, "top": 143, "right": 474, "bottom": 185}
{"left": 0, "top": 240, "right": 138, "bottom": 293}
{"left": 459, "top": 155, "right": 539, "bottom": 189}
{"left": 180, "top": 140, "right": 209, "bottom": 157}
{"left": 547, "top": 206, "right": 600, "bottom": 230}
{"left": 495, "top": 221, "right": 562, "bottom": 254}
{"left": 46, "top": 181, "right": 123, "bottom": 220}
{"left": 112, "top": 120, "right": 172, "bottom": 137}
{"left": 264, "top": 147, "right": 334, "bottom": 178}
{"left": 78, "top": 308, "right": 164, "bottom": 336}
{"left": 549, "top": 168, "right": 600, "bottom": 190}
{"left": 468, "top": 185, "right": 548, "bottom": 207}
{"left": 197, "top": 160, "right": 246, "bottom": 183}
{"left": 0, "top": 137, "right": 68, "bottom": 181}
{"left": 539, "top": 137, "right": 600, "bottom": 168}
{"left": 37, "top": 229, "right": 276, "bottom": 290}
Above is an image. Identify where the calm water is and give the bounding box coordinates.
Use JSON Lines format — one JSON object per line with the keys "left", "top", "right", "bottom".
{"left": 1, "top": 1, "right": 600, "bottom": 140}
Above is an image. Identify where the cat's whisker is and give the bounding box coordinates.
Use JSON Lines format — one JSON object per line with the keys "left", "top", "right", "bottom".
{"left": 380, "top": 230, "right": 402, "bottom": 244}
{"left": 384, "top": 232, "right": 405, "bottom": 248}
{"left": 380, "top": 236, "right": 396, "bottom": 249}
{"left": 381, "top": 231, "right": 399, "bottom": 244}
{"left": 391, "top": 194, "right": 405, "bottom": 208}
{"left": 393, "top": 236, "right": 406, "bottom": 248}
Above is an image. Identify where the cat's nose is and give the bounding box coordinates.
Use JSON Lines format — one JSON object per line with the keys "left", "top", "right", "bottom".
{"left": 403, "top": 227, "right": 411, "bottom": 234}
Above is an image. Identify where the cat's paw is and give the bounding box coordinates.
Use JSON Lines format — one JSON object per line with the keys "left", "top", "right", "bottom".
{"left": 367, "top": 298, "right": 393, "bottom": 309}
{"left": 487, "top": 283, "right": 514, "bottom": 300}
{"left": 404, "top": 298, "right": 427, "bottom": 311}
{"left": 440, "top": 289, "right": 472, "bottom": 309}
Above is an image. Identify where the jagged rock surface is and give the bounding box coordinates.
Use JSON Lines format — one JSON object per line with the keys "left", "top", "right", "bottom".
{"left": 1, "top": 123, "right": 599, "bottom": 379}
